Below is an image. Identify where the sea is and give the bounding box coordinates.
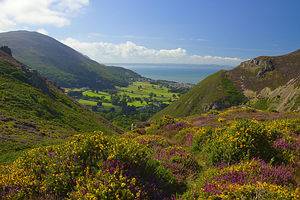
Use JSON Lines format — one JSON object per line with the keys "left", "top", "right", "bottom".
{"left": 105, "top": 63, "right": 234, "bottom": 84}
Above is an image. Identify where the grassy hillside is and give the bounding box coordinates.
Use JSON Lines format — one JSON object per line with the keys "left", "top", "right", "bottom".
{"left": 151, "top": 70, "right": 245, "bottom": 119}
{"left": 153, "top": 49, "right": 300, "bottom": 119}
{"left": 1, "top": 107, "right": 299, "bottom": 199}
{"left": 227, "top": 49, "right": 300, "bottom": 112}
{"left": 0, "top": 30, "right": 141, "bottom": 89}
{"left": 0, "top": 51, "right": 122, "bottom": 165}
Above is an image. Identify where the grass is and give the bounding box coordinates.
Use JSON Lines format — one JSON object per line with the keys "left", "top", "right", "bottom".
{"left": 77, "top": 99, "right": 98, "bottom": 106}
{"left": 151, "top": 70, "right": 227, "bottom": 119}
{"left": 127, "top": 101, "right": 148, "bottom": 107}
{"left": 82, "top": 91, "right": 110, "bottom": 98}
{"left": 77, "top": 100, "right": 122, "bottom": 113}
{"left": 117, "top": 81, "right": 178, "bottom": 101}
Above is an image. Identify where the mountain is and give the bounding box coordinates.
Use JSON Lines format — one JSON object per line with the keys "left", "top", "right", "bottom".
{"left": 152, "top": 49, "right": 300, "bottom": 118}
{"left": 0, "top": 30, "right": 141, "bottom": 88}
{"left": 0, "top": 49, "right": 123, "bottom": 165}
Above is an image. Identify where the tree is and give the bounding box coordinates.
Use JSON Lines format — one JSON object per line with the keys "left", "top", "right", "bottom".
{"left": 97, "top": 102, "right": 102, "bottom": 106}
{"left": 144, "top": 98, "right": 149, "bottom": 104}
{"left": 139, "top": 113, "right": 148, "bottom": 121}
{"left": 107, "top": 89, "right": 118, "bottom": 95}
{"left": 111, "top": 95, "right": 120, "bottom": 105}
{"left": 105, "top": 113, "right": 113, "bottom": 120}
{"left": 91, "top": 106, "right": 98, "bottom": 112}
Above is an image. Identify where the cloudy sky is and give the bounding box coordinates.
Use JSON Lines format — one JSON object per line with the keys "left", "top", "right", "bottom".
{"left": 0, "top": 0, "right": 300, "bottom": 66}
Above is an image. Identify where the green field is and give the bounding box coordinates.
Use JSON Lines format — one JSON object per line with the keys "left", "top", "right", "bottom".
{"left": 71, "top": 81, "right": 180, "bottom": 112}
{"left": 77, "top": 99, "right": 121, "bottom": 112}
{"left": 117, "top": 81, "right": 179, "bottom": 101}
{"left": 82, "top": 91, "right": 110, "bottom": 99}
{"left": 77, "top": 99, "right": 97, "bottom": 106}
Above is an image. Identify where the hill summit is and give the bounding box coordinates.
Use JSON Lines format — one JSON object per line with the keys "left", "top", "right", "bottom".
{"left": 153, "top": 49, "right": 300, "bottom": 118}
{"left": 0, "top": 30, "right": 141, "bottom": 89}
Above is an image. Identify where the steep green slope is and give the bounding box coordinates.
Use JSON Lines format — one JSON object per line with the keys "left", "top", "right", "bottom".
{"left": 153, "top": 49, "right": 300, "bottom": 119}
{"left": 227, "top": 49, "right": 300, "bottom": 111}
{"left": 0, "top": 30, "right": 141, "bottom": 88}
{"left": 0, "top": 50, "right": 123, "bottom": 165}
{"left": 151, "top": 70, "right": 244, "bottom": 119}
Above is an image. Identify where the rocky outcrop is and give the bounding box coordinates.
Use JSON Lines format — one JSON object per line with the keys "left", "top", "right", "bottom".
{"left": 241, "top": 58, "right": 274, "bottom": 78}
{"left": 258, "top": 76, "right": 300, "bottom": 111}
{"left": 202, "top": 98, "right": 231, "bottom": 112}
{"left": 19, "top": 65, "right": 55, "bottom": 99}
{"left": 0, "top": 49, "right": 56, "bottom": 99}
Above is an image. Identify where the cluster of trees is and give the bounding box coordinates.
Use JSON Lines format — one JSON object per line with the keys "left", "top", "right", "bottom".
{"left": 67, "top": 90, "right": 83, "bottom": 98}
{"left": 80, "top": 92, "right": 170, "bottom": 131}
{"left": 168, "top": 88, "right": 189, "bottom": 94}
{"left": 100, "top": 103, "right": 168, "bottom": 131}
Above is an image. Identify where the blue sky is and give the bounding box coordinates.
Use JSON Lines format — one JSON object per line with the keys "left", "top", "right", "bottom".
{"left": 0, "top": 0, "right": 300, "bottom": 66}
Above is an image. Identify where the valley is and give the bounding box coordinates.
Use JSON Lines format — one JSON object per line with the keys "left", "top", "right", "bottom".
{"left": 66, "top": 80, "right": 189, "bottom": 130}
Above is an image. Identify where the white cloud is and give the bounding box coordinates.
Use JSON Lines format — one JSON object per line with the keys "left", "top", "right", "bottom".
{"left": 37, "top": 28, "right": 48, "bottom": 35}
{"left": 0, "top": 0, "right": 89, "bottom": 31}
{"left": 55, "top": 0, "right": 89, "bottom": 13}
{"left": 61, "top": 38, "right": 242, "bottom": 65}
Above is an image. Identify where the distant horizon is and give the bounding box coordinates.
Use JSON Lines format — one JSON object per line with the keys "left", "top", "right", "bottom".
{"left": 103, "top": 62, "right": 236, "bottom": 69}
{"left": 105, "top": 63, "right": 227, "bottom": 84}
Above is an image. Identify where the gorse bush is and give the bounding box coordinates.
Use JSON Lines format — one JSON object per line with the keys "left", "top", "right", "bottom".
{"left": 131, "top": 134, "right": 200, "bottom": 189}
{"left": 180, "top": 118, "right": 300, "bottom": 165}
{"left": 146, "top": 115, "right": 190, "bottom": 136}
{"left": 204, "top": 119, "right": 277, "bottom": 164}
{"left": 0, "top": 131, "right": 195, "bottom": 199}
{"left": 172, "top": 116, "right": 300, "bottom": 199}
{"left": 176, "top": 158, "right": 299, "bottom": 200}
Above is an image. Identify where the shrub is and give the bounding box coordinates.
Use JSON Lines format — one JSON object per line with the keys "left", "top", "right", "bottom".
{"left": 0, "top": 131, "right": 182, "bottom": 199}
{"left": 176, "top": 158, "right": 299, "bottom": 200}
{"left": 200, "top": 119, "right": 277, "bottom": 164}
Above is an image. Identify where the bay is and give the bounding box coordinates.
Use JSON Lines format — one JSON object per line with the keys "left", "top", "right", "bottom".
{"left": 105, "top": 63, "right": 234, "bottom": 84}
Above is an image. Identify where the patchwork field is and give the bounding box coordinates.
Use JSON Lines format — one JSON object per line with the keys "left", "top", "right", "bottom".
{"left": 70, "top": 81, "right": 180, "bottom": 111}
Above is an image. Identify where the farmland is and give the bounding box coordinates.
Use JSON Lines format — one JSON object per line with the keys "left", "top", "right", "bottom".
{"left": 65, "top": 81, "right": 183, "bottom": 130}
{"left": 69, "top": 81, "right": 180, "bottom": 108}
